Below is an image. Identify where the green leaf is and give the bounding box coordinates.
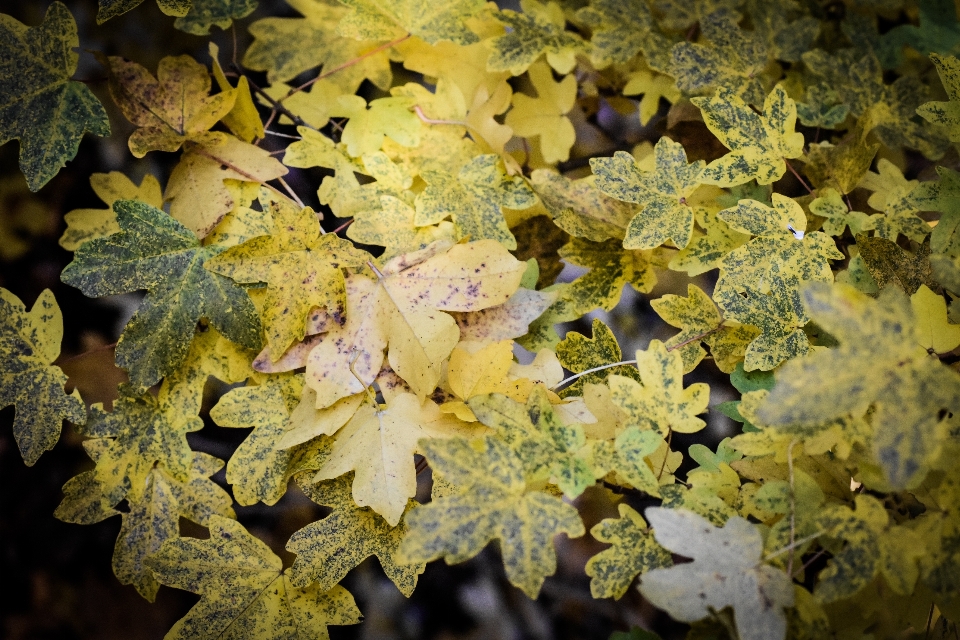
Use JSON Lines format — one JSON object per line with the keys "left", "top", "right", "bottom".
{"left": 855, "top": 234, "right": 940, "bottom": 295}
{"left": 693, "top": 85, "right": 805, "bottom": 187}
{"left": 0, "top": 2, "right": 110, "bottom": 191}
{"left": 530, "top": 169, "right": 632, "bottom": 242}
{"left": 575, "top": 0, "right": 653, "bottom": 67}
{"left": 670, "top": 9, "right": 769, "bottom": 106}
{"left": 886, "top": 0, "right": 960, "bottom": 61}
{"left": 808, "top": 188, "right": 873, "bottom": 238}
{"left": 97, "top": 0, "right": 191, "bottom": 22}
{"left": 146, "top": 516, "right": 362, "bottom": 640}
{"left": 586, "top": 504, "right": 671, "bottom": 599}
{"left": 174, "top": 0, "right": 257, "bottom": 34}
{"left": 555, "top": 238, "right": 660, "bottom": 316}
{"left": 336, "top": 0, "right": 486, "bottom": 45}
{"left": 638, "top": 508, "right": 795, "bottom": 640}
{"left": 590, "top": 139, "right": 705, "bottom": 250}
{"left": 399, "top": 435, "right": 585, "bottom": 597}
{"left": 487, "top": 1, "right": 587, "bottom": 75}
{"left": 0, "top": 288, "right": 85, "bottom": 465}
{"left": 756, "top": 283, "right": 960, "bottom": 488}
{"left": 288, "top": 473, "right": 425, "bottom": 596}
{"left": 795, "top": 84, "right": 849, "bottom": 129}
{"left": 61, "top": 200, "right": 262, "bottom": 389}
{"left": 609, "top": 628, "right": 663, "bottom": 640}
{"left": 555, "top": 318, "right": 640, "bottom": 396}
{"left": 688, "top": 437, "right": 743, "bottom": 473}
{"left": 416, "top": 154, "right": 536, "bottom": 249}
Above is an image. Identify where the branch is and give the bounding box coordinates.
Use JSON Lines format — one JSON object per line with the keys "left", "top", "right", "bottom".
{"left": 231, "top": 65, "right": 316, "bottom": 132}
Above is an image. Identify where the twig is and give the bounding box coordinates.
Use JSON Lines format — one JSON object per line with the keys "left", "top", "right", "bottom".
{"left": 786, "top": 439, "right": 799, "bottom": 578}
{"left": 784, "top": 159, "right": 813, "bottom": 194}
{"left": 348, "top": 347, "right": 378, "bottom": 408}
{"left": 56, "top": 341, "right": 117, "bottom": 365}
{"left": 281, "top": 34, "right": 411, "bottom": 103}
{"left": 412, "top": 104, "right": 467, "bottom": 127}
{"left": 264, "top": 129, "right": 303, "bottom": 140}
{"left": 331, "top": 218, "right": 354, "bottom": 234}
{"left": 275, "top": 176, "right": 305, "bottom": 209}
{"left": 232, "top": 65, "right": 316, "bottom": 132}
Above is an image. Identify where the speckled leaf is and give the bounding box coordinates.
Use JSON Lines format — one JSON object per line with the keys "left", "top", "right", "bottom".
{"left": 586, "top": 503, "right": 671, "bottom": 599}
{"left": 416, "top": 154, "right": 536, "bottom": 249}
{"left": 808, "top": 188, "right": 873, "bottom": 237}
{"left": 717, "top": 194, "right": 842, "bottom": 293}
{"left": 207, "top": 197, "right": 369, "bottom": 359}
{"left": 60, "top": 200, "right": 262, "bottom": 389}
{"left": 100, "top": 54, "right": 235, "bottom": 158}
{"left": 336, "top": 0, "right": 484, "bottom": 44}
{"left": 174, "top": 0, "right": 257, "bottom": 34}
{"left": 693, "top": 85, "right": 805, "bottom": 187}
{"left": 0, "top": 3, "right": 110, "bottom": 191}
{"left": 304, "top": 241, "right": 525, "bottom": 408}
{"left": 556, "top": 238, "right": 660, "bottom": 316}
{"left": 576, "top": 0, "right": 653, "bottom": 67}
{"left": 555, "top": 318, "right": 640, "bottom": 396}
{"left": 669, "top": 208, "right": 750, "bottom": 277}
{"left": 909, "top": 165, "right": 960, "bottom": 256}
{"left": 313, "top": 393, "right": 478, "bottom": 526}
{"left": 859, "top": 159, "right": 930, "bottom": 243}
{"left": 288, "top": 474, "right": 424, "bottom": 595}
{"left": 451, "top": 287, "right": 557, "bottom": 343}
{"left": 590, "top": 139, "right": 705, "bottom": 250}
{"left": 715, "top": 267, "right": 810, "bottom": 371}
{"left": 530, "top": 170, "right": 632, "bottom": 242}
{"left": 802, "top": 131, "right": 879, "bottom": 195}
{"left": 639, "top": 508, "right": 795, "bottom": 640}
{"left": 487, "top": 2, "right": 587, "bottom": 75}
{"left": 399, "top": 436, "right": 585, "bottom": 598}
{"left": 60, "top": 172, "right": 163, "bottom": 251}
{"left": 0, "top": 288, "right": 84, "bottom": 465}
{"left": 97, "top": 0, "right": 191, "bottom": 22}
{"left": 855, "top": 234, "right": 939, "bottom": 294}
{"left": 756, "top": 283, "right": 960, "bottom": 488}
{"left": 146, "top": 516, "right": 361, "bottom": 640}
{"left": 795, "top": 84, "right": 849, "bottom": 129}
{"left": 918, "top": 53, "right": 960, "bottom": 142}
{"left": 670, "top": 8, "right": 769, "bottom": 106}
{"left": 468, "top": 388, "right": 598, "bottom": 498}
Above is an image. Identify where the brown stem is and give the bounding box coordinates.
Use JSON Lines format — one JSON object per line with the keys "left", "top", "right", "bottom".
{"left": 233, "top": 65, "right": 316, "bottom": 132}
{"left": 784, "top": 158, "right": 813, "bottom": 194}
{"left": 56, "top": 341, "right": 117, "bottom": 366}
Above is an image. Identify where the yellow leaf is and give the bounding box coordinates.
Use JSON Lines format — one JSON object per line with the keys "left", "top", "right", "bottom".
{"left": 911, "top": 284, "right": 960, "bottom": 354}
{"left": 60, "top": 171, "right": 163, "bottom": 251}
{"left": 209, "top": 43, "right": 264, "bottom": 143}
{"left": 504, "top": 61, "right": 576, "bottom": 164}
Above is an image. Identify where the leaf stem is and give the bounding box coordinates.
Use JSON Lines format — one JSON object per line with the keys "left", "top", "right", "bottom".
{"left": 784, "top": 159, "right": 813, "bottom": 194}
{"left": 412, "top": 105, "right": 468, "bottom": 127}
{"left": 786, "top": 438, "right": 799, "bottom": 577}
{"left": 233, "top": 65, "right": 316, "bottom": 132}
{"left": 281, "top": 34, "right": 411, "bottom": 103}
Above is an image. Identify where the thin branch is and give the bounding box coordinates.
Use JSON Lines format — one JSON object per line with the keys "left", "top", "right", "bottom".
{"left": 275, "top": 176, "right": 305, "bottom": 209}
{"left": 786, "top": 439, "right": 800, "bottom": 578}
{"left": 281, "top": 34, "right": 411, "bottom": 103}
{"left": 784, "top": 159, "right": 813, "bottom": 194}
{"left": 331, "top": 218, "right": 354, "bottom": 234}
{"left": 264, "top": 129, "right": 303, "bottom": 140}
{"left": 412, "top": 104, "right": 468, "bottom": 127}
{"left": 56, "top": 341, "right": 117, "bottom": 366}
{"left": 233, "top": 65, "right": 316, "bottom": 132}
{"left": 764, "top": 529, "right": 824, "bottom": 562}
{"left": 349, "top": 347, "right": 378, "bottom": 408}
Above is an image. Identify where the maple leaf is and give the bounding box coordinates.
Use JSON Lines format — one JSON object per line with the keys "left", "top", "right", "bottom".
{"left": 303, "top": 240, "right": 525, "bottom": 408}
{"left": 575, "top": 0, "right": 653, "bottom": 68}
{"left": 207, "top": 198, "right": 370, "bottom": 359}
{"left": 209, "top": 43, "right": 264, "bottom": 143}
{"left": 555, "top": 318, "right": 641, "bottom": 397}
{"left": 746, "top": 0, "right": 820, "bottom": 63}
{"left": 288, "top": 473, "right": 425, "bottom": 596}
{"left": 886, "top": 0, "right": 960, "bottom": 60}
{"left": 60, "top": 172, "right": 163, "bottom": 252}
{"left": 440, "top": 340, "right": 514, "bottom": 419}
{"left": 670, "top": 9, "right": 769, "bottom": 106}
{"left": 586, "top": 503, "right": 672, "bottom": 599}
{"left": 757, "top": 283, "right": 960, "bottom": 488}
{"left": 858, "top": 159, "right": 930, "bottom": 243}
{"left": 716, "top": 194, "right": 843, "bottom": 293}
{"left": 164, "top": 133, "right": 288, "bottom": 237}
{"left": 146, "top": 516, "right": 362, "bottom": 640}
{"left": 96, "top": 0, "right": 190, "bottom": 22}
{"left": 331, "top": 94, "right": 421, "bottom": 157}
{"left": 399, "top": 435, "right": 585, "bottom": 597}
{"left": 100, "top": 54, "right": 236, "bottom": 158}
{"left": 693, "top": 85, "right": 805, "bottom": 187}
{"left": 608, "top": 340, "right": 710, "bottom": 436}
{"left": 650, "top": 284, "right": 758, "bottom": 373}
{"left": 61, "top": 200, "right": 262, "bottom": 388}
{"left": 591, "top": 139, "right": 705, "bottom": 250}
{"left": 504, "top": 61, "right": 577, "bottom": 164}
{"left": 468, "top": 387, "right": 598, "bottom": 498}
{"left": 623, "top": 62, "right": 682, "bottom": 126}
{"left": 668, "top": 208, "right": 750, "bottom": 277}
{"left": 530, "top": 170, "right": 633, "bottom": 242}
{"left": 313, "top": 393, "right": 477, "bottom": 526}
{"left": 556, "top": 238, "right": 660, "bottom": 316}
{"left": 0, "top": 288, "right": 84, "bottom": 465}
{"left": 911, "top": 165, "right": 960, "bottom": 257}
{"left": 487, "top": 0, "right": 587, "bottom": 76}
{"left": 654, "top": 0, "right": 740, "bottom": 32}
{"left": 0, "top": 3, "right": 110, "bottom": 191}
{"left": 912, "top": 284, "right": 960, "bottom": 354}
{"left": 919, "top": 53, "right": 960, "bottom": 142}
{"left": 450, "top": 286, "right": 558, "bottom": 342}
{"left": 639, "top": 508, "right": 795, "bottom": 640}
{"left": 801, "top": 130, "right": 879, "bottom": 196}
{"left": 173, "top": 0, "right": 256, "bottom": 34}
{"left": 855, "top": 234, "right": 940, "bottom": 294}
{"left": 808, "top": 188, "right": 873, "bottom": 238}
{"left": 416, "top": 154, "right": 536, "bottom": 249}
{"left": 795, "top": 84, "right": 849, "bottom": 130}
{"left": 336, "top": 0, "right": 486, "bottom": 45}
{"left": 715, "top": 266, "right": 810, "bottom": 371}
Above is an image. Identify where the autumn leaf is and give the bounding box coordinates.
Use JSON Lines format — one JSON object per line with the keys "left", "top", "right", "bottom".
{"left": 61, "top": 200, "right": 262, "bottom": 389}
{"left": 288, "top": 473, "right": 425, "bottom": 596}
{"left": 585, "top": 503, "right": 672, "bottom": 599}
{"left": 855, "top": 234, "right": 939, "bottom": 294}
{"left": 638, "top": 508, "right": 795, "bottom": 640}
{"left": 575, "top": 0, "right": 653, "bottom": 68}
{"left": 100, "top": 54, "right": 236, "bottom": 158}
{"left": 555, "top": 238, "right": 660, "bottom": 316}
{"left": 555, "top": 318, "right": 640, "bottom": 397}
{"left": 96, "top": 0, "right": 191, "bottom": 22}
{"left": 416, "top": 154, "right": 537, "bottom": 249}
{"left": 146, "top": 516, "right": 362, "bottom": 640}
{"left": 668, "top": 208, "right": 750, "bottom": 278}
{"left": 0, "top": 2, "right": 110, "bottom": 191}
{"left": 206, "top": 197, "right": 370, "bottom": 359}
{"left": 303, "top": 240, "right": 525, "bottom": 408}
{"left": 174, "top": 0, "right": 257, "bottom": 35}
{"left": 331, "top": 94, "right": 421, "bottom": 156}
{"left": 808, "top": 188, "right": 873, "bottom": 238}
{"left": 336, "top": 0, "right": 486, "bottom": 45}
{"left": 209, "top": 43, "right": 264, "bottom": 143}
{"left": 312, "top": 393, "right": 478, "bottom": 526}
{"left": 531, "top": 169, "right": 633, "bottom": 241}
{"left": 487, "top": 0, "right": 587, "bottom": 76}
{"left": 591, "top": 138, "right": 706, "bottom": 250}
{"left": 399, "top": 435, "right": 585, "bottom": 597}
{"left": 504, "top": 61, "right": 577, "bottom": 164}
{"left": 918, "top": 53, "right": 960, "bottom": 142}
{"left": 0, "top": 288, "right": 84, "bottom": 465}
{"left": 693, "top": 85, "right": 805, "bottom": 187}
{"left": 756, "top": 283, "right": 960, "bottom": 488}
{"left": 858, "top": 159, "right": 930, "bottom": 243}
{"left": 60, "top": 172, "right": 163, "bottom": 251}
